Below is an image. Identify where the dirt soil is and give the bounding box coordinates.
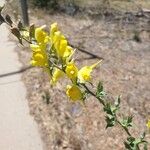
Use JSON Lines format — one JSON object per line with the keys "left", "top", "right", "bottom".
{"left": 12, "top": 4, "right": 150, "bottom": 150}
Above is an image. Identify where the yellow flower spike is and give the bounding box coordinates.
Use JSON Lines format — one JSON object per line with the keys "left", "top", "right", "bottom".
{"left": 65, "top": 62, "right": 78, "bottom": 81}
{"left": 51, "top": 68, "right": 65, "bottom": 85}
{"left": 31, "top": 52, "right": 47, "bottom": 67}
{"left": 146, "top": 120, "right": 150, "bottom": 128}
{"left": 66, "top": 85, "right": 83, "bottom": 101}
{"left": 35, "top": 26, "right": 47, "bottom": 43}
{"left": 78, "top": 60, "right": 102, "bottom": 83}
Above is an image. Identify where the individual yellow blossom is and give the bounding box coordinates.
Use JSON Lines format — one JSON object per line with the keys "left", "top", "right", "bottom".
{"left": 31, "top": 51, "right": 48, "bottom": 67}
{"left": 51, "top": 68, "right": 64, "bottom": 85}
{"left": 146, "top": 120, "right": 150, "bottom": 128}
{"left": 66, "top": 85, "right": 82, "bottom": 101}
{"left": 30, "top": 44, "right": 40, "bottom": 52}
{"left": 35, "top": 25, "right": 47, "bottom": 43}
{"left": 63, "top": 46, "right": 74, "bottom": 58}
{"left": 30, "top": 43, "right": 46, "bottom": 53}
{"left": 53, "top": 31, "right": 66, "bottom": 51}
{"left": 78, "top": 60, "right": 101, "bottom": 83}
{"left": 57, "top": 39, "right": 68, "bottom": 57}
{"left": 65, "top": 62, "right": 78, "bottom": 80}
{"left": 52, "top": 31, "right": 62, "bottom": 50}
{"left": 50, "top": 22, "right": 58, "bottom": 40}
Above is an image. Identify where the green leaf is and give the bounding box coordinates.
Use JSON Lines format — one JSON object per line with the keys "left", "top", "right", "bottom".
{"left": 17, "top": 20, "right": 24, "bottom": 30}
{"left": 5, "top": 14, "right": 13, "bottom": 26}
{"left": 29, "top": 23, "right": 35, "bottom": 40}
{"left": 140, "top": 132, "right": 146, "bottom": 140}
{"left": 121, "top": 116, "right": 133, "bottom": 128}
{"left": 0, "top": 14, "right": 4, "bottom": 25}
{"left": 104, "top": 103, "right": 118, "bottom": 116}
{"left": 97, "top": 81, "right": 103, "bottom": 92}
{"left": 104, "top": 103, "right": 112, "bottom": 115}
{"left": 96, "top": 81, "right": 105, "bottom": 99}
{"left": 11, "top": 27, "right": 22, "bottom": 44}
{"left": 0, "top": 5, "right": 5, "bottom": 25}
{"left": 115, "top": 95, "right": 121, "bottom": 108}
{"left": 105, "top": 115, "right": 116, "bottom": 128}
{"left": 124, "top": 137, "right": 137, "bottom": 150}
{"left": 0, "top": 5, "right": 4, "bottom": 13}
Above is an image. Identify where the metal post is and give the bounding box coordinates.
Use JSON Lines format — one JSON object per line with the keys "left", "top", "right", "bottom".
{"left": 20, "top": 0, "right": 29, "bottom": 26}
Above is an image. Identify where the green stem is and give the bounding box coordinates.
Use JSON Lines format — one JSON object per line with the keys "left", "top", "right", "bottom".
{"left": 82, "top": 84, "right": 105, "bottom": 106}
{"left": 117, "top": 120, "right": 131, "bottom": 136}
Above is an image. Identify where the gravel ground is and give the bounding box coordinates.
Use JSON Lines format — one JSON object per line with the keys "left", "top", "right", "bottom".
{"left": 14, "top": 7, "right": 150, "bottom": 150}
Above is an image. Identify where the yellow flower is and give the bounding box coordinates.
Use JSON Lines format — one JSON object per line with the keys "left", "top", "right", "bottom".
{"left": 35, "top": 25, "right": 47, "bottom": 43}
{"left": 53, "top": 31, "right": 66, "bottom": 51}
{"left": 51, "top": 68, "right": 64, "bottom": 85}
{"left": 30, "top": 44, "right": 40, "bottom": 52}
{"left": 146, "top": 120, "right": 150, "bottom": 128}
{"left": 30, "top": 43, "right": 47, "bottom": 53}
{"left": 57, "top": 39, "right": 68, "bottom": 57}
{"left": 31, "top": 51, "right": 47, "bottom": 67}
{"left": 65, "top": 62, "right": 78, "bottom": 80}
{"left": 78, "top": 60, "right": 101, "bottom": 83}
{"left": 63, "top": 46, "right": 74, "bottom": 58}
{"left": 66, "top": 85, "right": 82, "bottom": 101}
{"left": 50, "top": 22, "right": 58, "bottom": 40}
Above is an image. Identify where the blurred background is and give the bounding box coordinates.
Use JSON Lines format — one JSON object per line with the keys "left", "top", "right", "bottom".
{"left": 3, "top": 0, "right": 150, "bottom": 150}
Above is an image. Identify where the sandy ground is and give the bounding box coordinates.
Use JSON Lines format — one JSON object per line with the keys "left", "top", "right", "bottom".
{"left": 0, "top": 22, "right": 43, "bottom": 149}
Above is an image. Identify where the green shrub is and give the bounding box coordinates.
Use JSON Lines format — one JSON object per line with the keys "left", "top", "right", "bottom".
{"left": 32, "top": 0, "right": 58, "bottom": 9}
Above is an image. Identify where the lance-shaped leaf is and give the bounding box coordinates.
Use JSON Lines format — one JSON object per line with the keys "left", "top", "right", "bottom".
{"left": 29, "top": 23, "right": 35, "bottom": 40}
{"left": 124, "top": 136, "right": 136, "bottom": 150}
{"left": 121, "top": 116, "right": 133, "bottom": 128}
{"left": 18, "top": 20, "right": 23, "bottom": 30}
{"left": 5, "top": 14, "right": 13, "bottom": 26}
{"left": 11, "top": 27, "right": 22, "bottom": 44}
{"left": 0, "top": 5, "right": 5, "bottom": 25}
{"left": 114, "top": 95, "right": 121, "bottom": 108}
{"left": 0, "top": 14, "right": 4, "bottom": 25}
{"left": 104, "top": 103, "right": 118, "bottom": 116}
{"left": 96, "top": 81, "right": 105, "bottom": 99}
{"left": 0, "top": 5, "right": 4, "bottom": 13}
{"left": 105, "top": 114, "right": 116, "bottom": 128}
{"left": 124, "top": 135, "right": 148, "bottom": 150}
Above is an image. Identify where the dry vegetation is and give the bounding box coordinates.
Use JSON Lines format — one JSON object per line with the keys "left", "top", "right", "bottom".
{"left": 5, "top": 0, "right": 150, "bottom": 149}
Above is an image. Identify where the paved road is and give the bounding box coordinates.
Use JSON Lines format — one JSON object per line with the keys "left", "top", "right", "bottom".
{"left": 0, "top": 19, "right": 43, "bottom": 150}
